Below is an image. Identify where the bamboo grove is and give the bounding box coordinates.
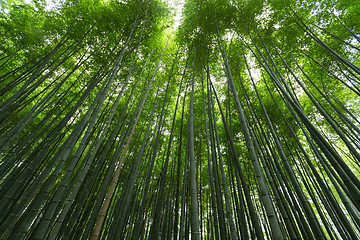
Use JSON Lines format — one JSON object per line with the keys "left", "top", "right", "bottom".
{"left": 0, "top": 0, "right": 359, "bottom": 239}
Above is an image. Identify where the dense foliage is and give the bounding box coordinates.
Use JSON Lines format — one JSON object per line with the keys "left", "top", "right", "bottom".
{"left": 0, "top": 0, "right": 359, "bottom": 239}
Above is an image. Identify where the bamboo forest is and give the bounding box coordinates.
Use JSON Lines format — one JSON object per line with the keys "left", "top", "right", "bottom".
{"left": 1, "top": 0, "right": 360, "bottom": 239}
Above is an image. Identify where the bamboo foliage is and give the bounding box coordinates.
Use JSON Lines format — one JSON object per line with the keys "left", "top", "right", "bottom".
{"left": 0, "top": 0, "right": 359, "bottom": 239}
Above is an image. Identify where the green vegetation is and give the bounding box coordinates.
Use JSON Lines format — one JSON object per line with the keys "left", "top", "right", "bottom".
{"left": 0, "top": 0, "right": 359, "bottom": 239}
